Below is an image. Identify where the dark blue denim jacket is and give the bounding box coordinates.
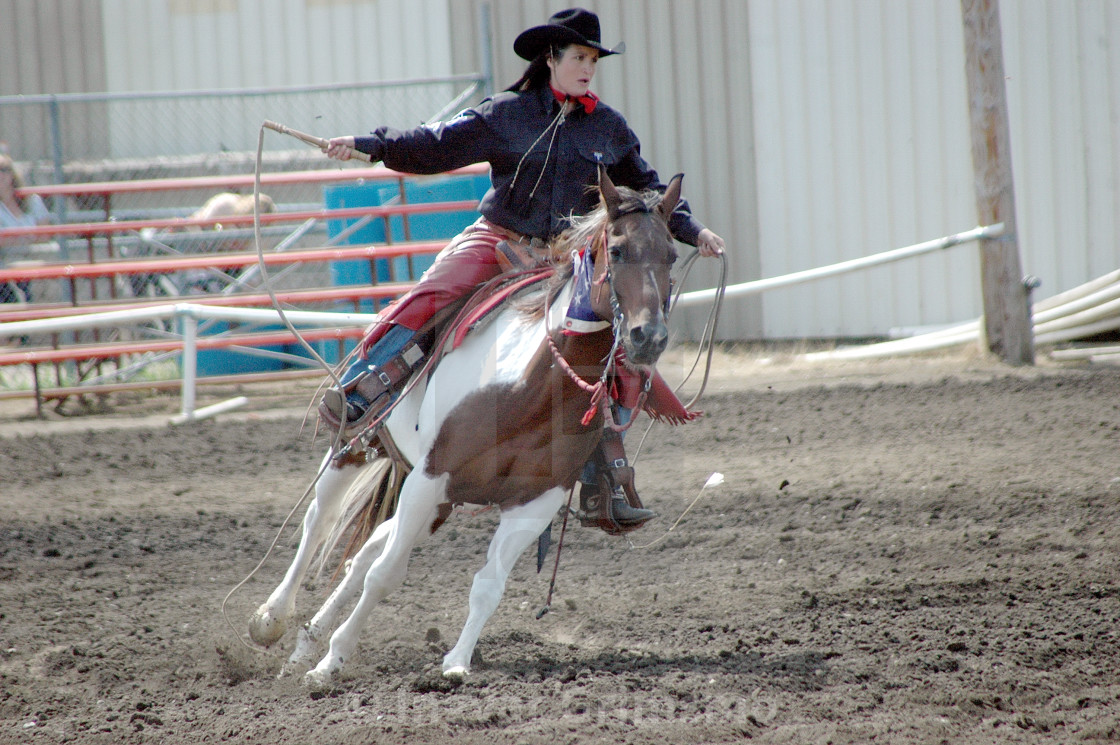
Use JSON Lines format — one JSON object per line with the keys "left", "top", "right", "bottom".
{"left": 354, "top": 85, "right": 704, "bottom": 244}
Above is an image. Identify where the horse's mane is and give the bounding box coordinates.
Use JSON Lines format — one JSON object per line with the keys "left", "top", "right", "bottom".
{"left": 553, "top": 185, "right": 662, "bottom": 257}
{"left": 515, "top": 185, "right": 663, "bottom": 319}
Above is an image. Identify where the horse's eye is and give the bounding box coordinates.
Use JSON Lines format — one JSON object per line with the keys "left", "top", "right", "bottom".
{"left": 608, "top": 245, "right": 624, "bottom": 263}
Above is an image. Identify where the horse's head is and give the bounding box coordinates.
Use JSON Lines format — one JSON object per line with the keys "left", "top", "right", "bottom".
{"left": 591, "top": 166, "right": 681, "bottom": 367}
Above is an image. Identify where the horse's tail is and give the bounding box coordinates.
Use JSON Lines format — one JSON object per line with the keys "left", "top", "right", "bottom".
{"left": 313, "top": 456, "right": 405, "bottom": 581}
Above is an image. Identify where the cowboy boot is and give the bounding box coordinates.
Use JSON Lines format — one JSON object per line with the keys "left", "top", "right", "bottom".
{"left": 577, "top": 476, "right": 655, "bottom": 533}
{"left": 578, "top": 428, "right": 655, "bottom": 532}
{"left": 599, "top": 427, "right": 655, "bottom": 527}
{"left": 319, "top": 325, "right": 426, "bottom": 438}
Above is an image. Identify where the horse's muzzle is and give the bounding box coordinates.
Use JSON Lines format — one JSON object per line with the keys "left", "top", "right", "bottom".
{"left": 627, "top": 321, "right": 669, "bottom": 365}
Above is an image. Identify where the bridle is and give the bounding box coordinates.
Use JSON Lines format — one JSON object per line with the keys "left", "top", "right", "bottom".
{"left": 546, "top": 214, "right": 664, "bottom": 432}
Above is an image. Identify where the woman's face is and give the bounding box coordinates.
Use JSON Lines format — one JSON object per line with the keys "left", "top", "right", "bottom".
{"left": 548, "top": 44, "right": 599, "bottom": 98}
{"left": 0, "top": 163, "right": 13, "bottom": 193}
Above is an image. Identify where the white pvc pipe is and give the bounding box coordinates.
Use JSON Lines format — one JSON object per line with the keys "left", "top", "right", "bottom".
{"left": 1032, "top": 269, "right": 1120, "bottom": 313}
{"left": 1049, "top": 344, "right": 1120, "bottom": 360}
{"left": 0, "top": 305, "right": 180, "bottom": 337}
{"left": 675, "top": 223, "right": 1005, "bottom": 308}
{"left": 176, "top": 303, "right": 376, "bottom": 328}
{"left": 802, "top": 326, "right": 980, "bottom": 362}
{"left": 1035, "top": 295, "right": 1120, "bottom": 335}
{"left": 804, "top": 276, "right": 1120, "bottom": 362}
{"left": 180, "top": 314, "right": 198, "bottom": 421}
{"left": 1032, "top": 281, "right": 1120, "bottom": 325}
{"left": 1036, "top": 315, "right": 1120, "bottom": 345}
{"left": 0, "top": 302, "right": 377, "bottom": 338}
{"left": 170, "top": 395, "right": 249, "bottom": 425}
{"left": 0, "top": 302, "right": 378, "bottom": 422}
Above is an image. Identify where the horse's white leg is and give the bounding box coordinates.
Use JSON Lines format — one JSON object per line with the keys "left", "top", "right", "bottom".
{"left": 249, "top": 452, "right": 364, "bottom": 647}
{"left": 281, "top": 517, "right": 393, "bottom": 676}
{"left": 303, "top": 465, "right": 449, "bottom": 690}
{"left": 442, "top": 487, "right": 566, "bottom": 678}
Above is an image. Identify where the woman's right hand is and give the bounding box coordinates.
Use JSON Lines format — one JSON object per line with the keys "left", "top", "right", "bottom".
{"left": 324, "top": 136, "right": 357, "bottom": 161}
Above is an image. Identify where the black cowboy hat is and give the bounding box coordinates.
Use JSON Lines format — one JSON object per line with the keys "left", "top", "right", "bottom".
{"left": 513, "top": 8, "right": 625, "bottom": 61}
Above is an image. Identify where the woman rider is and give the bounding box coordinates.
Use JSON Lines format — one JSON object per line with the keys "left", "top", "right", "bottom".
{"left": 319, "top": 8, "right": 724, "bottom": 529}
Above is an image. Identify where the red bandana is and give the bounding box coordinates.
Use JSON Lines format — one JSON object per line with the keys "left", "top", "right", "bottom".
{"left": 551, "top": 85, "right": 599, "bottom": 114}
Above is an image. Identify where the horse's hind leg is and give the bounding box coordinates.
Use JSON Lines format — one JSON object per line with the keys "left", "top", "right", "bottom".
{"left": 249, "top": 451, "right": 365, "bottom": 647}
{"left": 281, "top": 516, "right": 393, "bottom": 677}
{"left": 303, "top": 466, "right": 449, "bottom": 690}
{"left": 443, "top": 487, "right": 566, "bottom": 678}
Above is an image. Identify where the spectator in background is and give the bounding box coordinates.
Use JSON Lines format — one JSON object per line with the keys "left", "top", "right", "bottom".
{"left": 0, "top": 153, "right": 53, "bottom": 303}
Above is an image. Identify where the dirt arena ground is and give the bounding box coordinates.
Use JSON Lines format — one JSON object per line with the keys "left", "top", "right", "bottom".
{"left": 1, "top": 345, "right": 1118, "bottom": 744}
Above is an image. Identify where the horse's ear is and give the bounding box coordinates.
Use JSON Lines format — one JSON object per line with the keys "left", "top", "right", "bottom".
{"left": 658, "top": 173, "right": 684, "bottom": 220}
{"left": 598, "top": 164, "right": 622, "bottom": 218}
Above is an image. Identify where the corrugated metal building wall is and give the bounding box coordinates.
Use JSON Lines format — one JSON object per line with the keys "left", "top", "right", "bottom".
{"left": 451, "top": 0, "right": 761, "bottom": 340}
{"left": 748, "top": 0, "right": 980, "bottom": 339}
{"left": 98, "top": 0, "right": 453, "bottom": 90}
{"left": 0, "top": 0, "right": 106, "bottom": 162}
{"left": 746, "top": 0, "right": 1120, "bottom": 340}
{"left": 1001, "top": 0, "right": 1120, "bottom": 314}
{"left": 456, "top": 0, "right": 1120, "bottom": 341}
{"left": 4, "top": 1, "right": 1120, "bottom": 341}
{"left": 93, "top": 0, "right": 458, "bottom": 158}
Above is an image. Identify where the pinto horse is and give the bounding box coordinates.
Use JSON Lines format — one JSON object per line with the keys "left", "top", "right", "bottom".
{"left": 248, "top": 168, "right": 682, "bottom": 688}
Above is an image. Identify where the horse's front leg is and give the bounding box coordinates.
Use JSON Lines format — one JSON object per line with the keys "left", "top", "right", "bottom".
{"left": 303, "top": 465, "right": 449, "bottom": 691}
{"left": 443, "top": 487, "right": 566, "bottom": 678}
{"left": 249, "top": 450, "right": 365, "bottom": 647}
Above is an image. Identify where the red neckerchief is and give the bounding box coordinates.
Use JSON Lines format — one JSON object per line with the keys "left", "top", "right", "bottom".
{"left": 550, "top": 85, "right": 599, "bottom": 114}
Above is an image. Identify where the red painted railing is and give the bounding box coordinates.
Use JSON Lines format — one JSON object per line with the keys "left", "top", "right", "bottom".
{"left": 0, "top": 164, "right": 488, "bottom": 414}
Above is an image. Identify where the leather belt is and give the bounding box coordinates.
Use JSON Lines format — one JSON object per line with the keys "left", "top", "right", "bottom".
{"left": 482, "top": 219, "right": 552, "bottom": 270}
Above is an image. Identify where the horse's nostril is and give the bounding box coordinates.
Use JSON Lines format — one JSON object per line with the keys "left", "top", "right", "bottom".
{"left": 629, "top": 324, "right": 668, "bottom": 359}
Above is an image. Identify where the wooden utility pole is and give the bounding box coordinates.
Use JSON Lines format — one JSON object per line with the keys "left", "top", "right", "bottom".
{"left": 961, "top": 0, "right": 1034, "bottom": 365}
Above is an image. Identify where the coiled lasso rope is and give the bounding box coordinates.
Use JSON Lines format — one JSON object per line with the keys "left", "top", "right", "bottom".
{"left": 220, "top": 121, "right": 372, "bottom": 653}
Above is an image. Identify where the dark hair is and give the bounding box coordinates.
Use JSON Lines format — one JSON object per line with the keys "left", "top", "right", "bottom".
{"left": 506, "top": 44, "right": 568, "bottom": 92}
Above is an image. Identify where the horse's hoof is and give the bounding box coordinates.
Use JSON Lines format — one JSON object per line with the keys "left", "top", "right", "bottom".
{"left": 442, "top": 665, "right": 469, "bottom": 680}
{"left": 286, "top": 627, "right": 322, "bottom": 670}
{"left": 277, "top": 659, "right": 306, "bottom": 680}
{"left": 302, "top": 667, "right": 336, "bottom": 692}
{"left": 248, "top": 605, "right": 286, "bottom": 647}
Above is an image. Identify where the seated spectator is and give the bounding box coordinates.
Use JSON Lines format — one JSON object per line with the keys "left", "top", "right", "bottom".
{"left": 177, "top": 192, "right": 276, "bottom": 294}
{"left": 130, "top": 191, "right": 277, "bottom": 297}
{"left": 0, "top": 153, "right": 54, "bottom": 303}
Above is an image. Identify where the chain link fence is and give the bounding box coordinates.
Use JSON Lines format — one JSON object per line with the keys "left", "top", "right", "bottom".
{"left": 0, "top": 75, "right": 487, "bottom": 303}
{"left": 1, "top": 75, "right": 485, "bottom": 183}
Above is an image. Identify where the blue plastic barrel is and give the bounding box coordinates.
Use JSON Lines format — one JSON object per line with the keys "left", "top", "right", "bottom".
{"left": 324, "top": 174, "right": 489, "bottom": 310}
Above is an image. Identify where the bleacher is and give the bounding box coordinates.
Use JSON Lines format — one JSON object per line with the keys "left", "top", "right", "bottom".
{"left": 0, "top": 164, "right": 489, "bottom": 416}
